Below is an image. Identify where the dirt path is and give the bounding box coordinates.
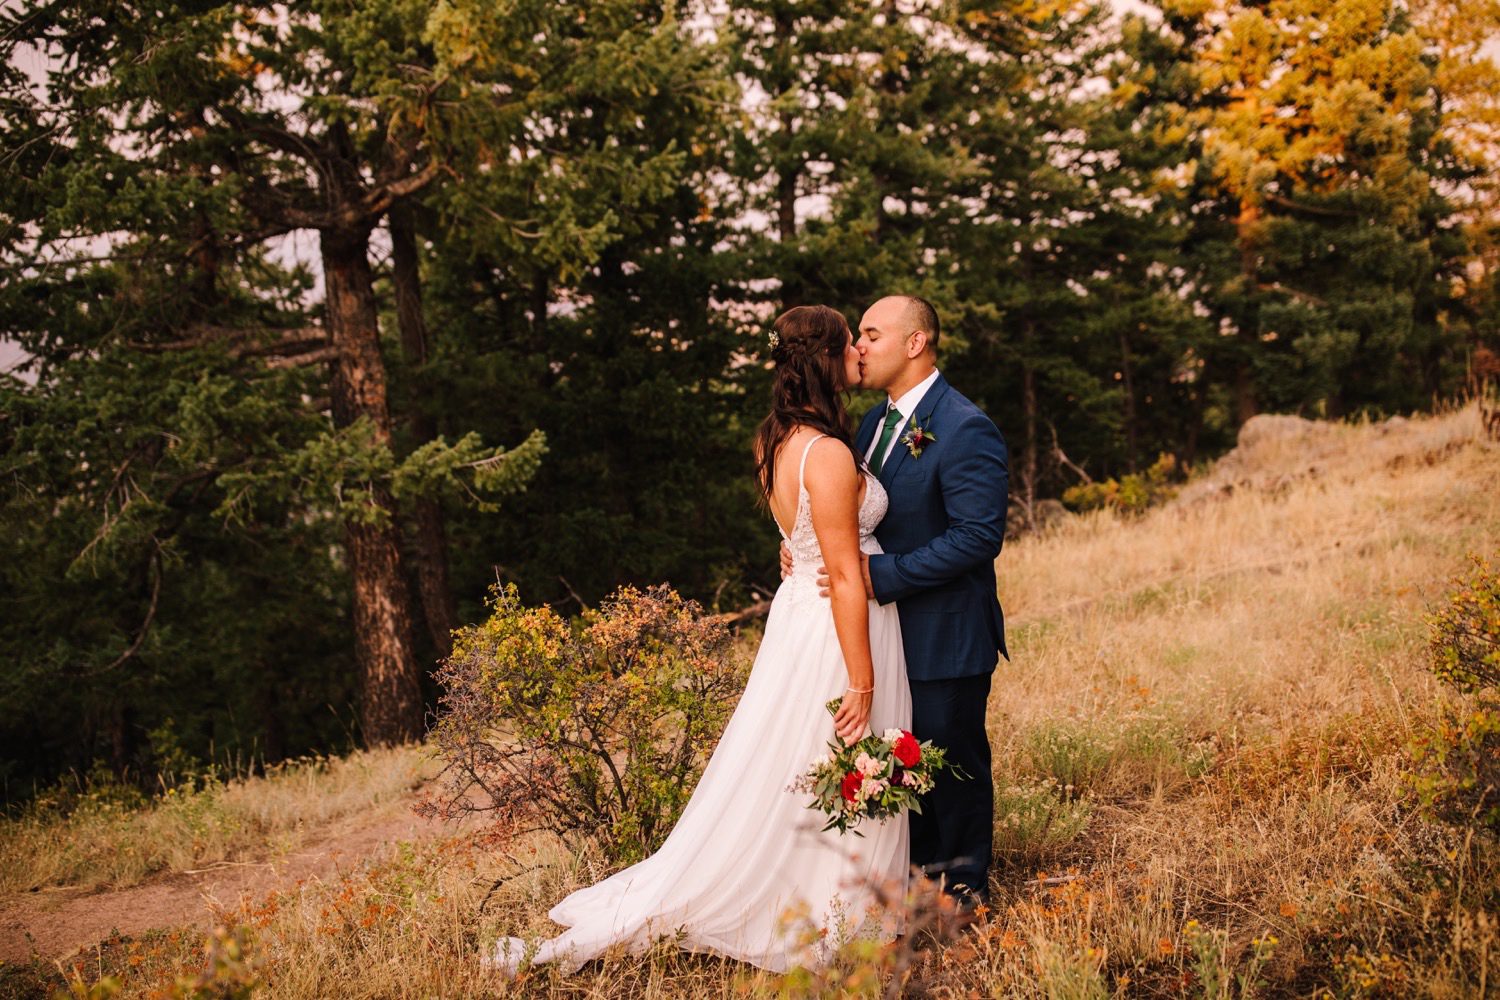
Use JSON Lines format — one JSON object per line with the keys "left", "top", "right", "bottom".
{"left": 0, "top": 796, "right": 472, "bottom": 962}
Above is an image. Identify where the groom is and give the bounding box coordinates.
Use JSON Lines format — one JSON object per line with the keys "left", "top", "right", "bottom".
{"left": 784, "top": 295, "right": 1009, "bottom": 906}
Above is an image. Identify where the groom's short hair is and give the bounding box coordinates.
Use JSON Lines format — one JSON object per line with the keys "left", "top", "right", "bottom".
{"left": 901, "top": 295, "right": 940, "bottom": 353}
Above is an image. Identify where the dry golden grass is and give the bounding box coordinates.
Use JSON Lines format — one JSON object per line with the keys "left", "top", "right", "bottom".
{"left": 21, "top": 404, "right": 1500, "bottom": 999}
{"left": 1000, "top": 408, "right": 1491, "bottom": 733}
{"left": 0, "top": 745, "right": 430, "bottom": 892}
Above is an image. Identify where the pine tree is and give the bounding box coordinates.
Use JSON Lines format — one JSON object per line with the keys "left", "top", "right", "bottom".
{"left": 388, "top": 1, "right": 751, "bottom": 609}
{"left": 1408, "top": 0, "right": 1500, "bottom": 362}
{"left": 0, "top": 0, "right": 552, "bottom": 749}
{"left": 942, "top": 0, "right": 1173, "bottom": 502}
{"left": 724, "top": 0, "right": 976, "bottom": 318}
{"left": 1156, "top": 0, "right": 1471, "bottom": 421}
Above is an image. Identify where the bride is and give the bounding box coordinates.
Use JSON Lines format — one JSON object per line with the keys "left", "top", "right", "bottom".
{"left": 488, "top": 304, "right": 911, "bottom": 975}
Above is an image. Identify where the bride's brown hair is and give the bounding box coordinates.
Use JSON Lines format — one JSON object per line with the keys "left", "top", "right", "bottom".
{"left": 753, "top": 304, "right": 862, "bottom": 503}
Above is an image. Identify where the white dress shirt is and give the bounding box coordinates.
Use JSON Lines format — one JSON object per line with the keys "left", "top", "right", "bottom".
{"left": 865, "top": 368, "right": 941, "bottom": 469}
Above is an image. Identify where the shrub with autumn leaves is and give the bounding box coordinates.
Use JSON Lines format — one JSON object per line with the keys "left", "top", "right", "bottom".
{"left": 1408, "top": 554, "right": 1500, "bottom": 832}
{"left": 422, "top": 584, "right": 747, "bottom": 864}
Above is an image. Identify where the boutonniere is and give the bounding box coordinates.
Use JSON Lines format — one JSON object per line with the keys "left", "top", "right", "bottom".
{"left": 901, "top": 418, "right": 936, "bottom": 458}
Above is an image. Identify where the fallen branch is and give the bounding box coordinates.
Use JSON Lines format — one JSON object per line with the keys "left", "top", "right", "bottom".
{"left": 179, "top": 860, "right": 275, "bottom": 875}
{"left": 1033, "top": 874, "right": 1083, "bottom": 886}
{"left": 713, "top": 598, "right": 773, "bottom": 627}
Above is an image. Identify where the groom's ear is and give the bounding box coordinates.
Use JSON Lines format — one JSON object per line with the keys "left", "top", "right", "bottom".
{"left": 906, "top": 330, "right": 928, "bottom": 358}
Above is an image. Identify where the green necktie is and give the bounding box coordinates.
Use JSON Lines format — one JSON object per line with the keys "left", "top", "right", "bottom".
{"left": 868, "top": 406, "right": 906, "bottom": 477}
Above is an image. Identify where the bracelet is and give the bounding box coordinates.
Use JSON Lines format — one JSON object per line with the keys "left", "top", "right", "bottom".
{"left": 846, "top": 684, "right": 874, "bottom": 694}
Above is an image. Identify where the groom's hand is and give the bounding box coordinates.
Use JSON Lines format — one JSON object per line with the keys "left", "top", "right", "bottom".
{"left": 817, "top": 554, "right": 874, "bottom": 600}
{"left": 779, "top": 540, "right": 793, "bottom": 579}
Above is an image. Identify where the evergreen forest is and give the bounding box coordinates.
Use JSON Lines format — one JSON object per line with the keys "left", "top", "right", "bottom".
{"left": 2, "top": 0, "right": 1496, "bottom": 797}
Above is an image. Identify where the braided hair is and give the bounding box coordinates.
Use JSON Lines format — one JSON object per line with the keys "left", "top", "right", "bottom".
{"left": 753, "top": 304, "right": 862, "bottom": 503}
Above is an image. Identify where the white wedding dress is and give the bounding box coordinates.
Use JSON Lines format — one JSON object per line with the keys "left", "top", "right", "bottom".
{"left": 489, "top": 434, "right": 911, "bottom": 974}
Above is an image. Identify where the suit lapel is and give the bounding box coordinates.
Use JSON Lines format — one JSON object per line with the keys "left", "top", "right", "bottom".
{"left": 876, "top": 411, "right": 916, "bottom": 485}
{"left": 878, "top": 374, "right": 952, "bottom": 487}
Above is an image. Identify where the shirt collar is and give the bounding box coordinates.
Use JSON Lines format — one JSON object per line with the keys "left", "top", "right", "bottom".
{"left": 887, "top": 368, "right": 941, "bottom": 419}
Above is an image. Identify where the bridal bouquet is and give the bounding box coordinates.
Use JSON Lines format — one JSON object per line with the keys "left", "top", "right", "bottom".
{"left": 792, "top": 698, "right": 959, "bottom": 834}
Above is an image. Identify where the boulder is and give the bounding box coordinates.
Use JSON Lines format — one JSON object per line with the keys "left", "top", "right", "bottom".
{"left": 1236, "top": 413, "right": 1318, "bottom": 450}
{"left": 1033, "top": 498, "right": 1071, "bottom": 529}
{"left": 1005, "top": 498, "right": 1075, "bottom": 539}
{"left": 1376, "top": 415, "right": 1409, "bottom": 435}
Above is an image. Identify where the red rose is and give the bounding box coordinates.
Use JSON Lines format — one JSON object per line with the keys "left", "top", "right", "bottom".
{"left": 840, "top": 771, "right": 863, "bottom": 802}
{"left": 892, "top": 732, "right": 921, "bottom": 768}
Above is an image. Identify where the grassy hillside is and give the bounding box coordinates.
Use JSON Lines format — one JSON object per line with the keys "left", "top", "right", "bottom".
{"left": 5, "top": 405, "right": 1497, "bottom": 999}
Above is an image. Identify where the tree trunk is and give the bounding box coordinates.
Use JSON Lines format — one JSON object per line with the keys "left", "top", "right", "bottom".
{"left": 1184, "top": 369, "right": 1204, "bottom": 467}
{"left": 531, "top": 271, "right": 549, "bottom": 343}
{"left": 1234, "top": 194, "right": 1261, "bottom": 427}
{"left": 1021, "top": 326, "right": 1038, "bottom": 516}
{"left": 776, "top": 151, "right": 797, "bottom": 245}
{"left": 1233, "top": 362, "right": 1256, "bottom": 426}
{"left": 769, "top": 9, "right": 804, "bottom": 307}
{"left": 389, "top": 202, "right": 458, "bottom": 657}
{"left": 321, "top": 224, "right": 423, "bottom": 746}
{"left": 258, "top": 666, "right": 287, "bottom": 763}
{"left": 108, "top": 702, "right": 131, "bottom": 778}
{"left": 1119, "top": 326, "right": 1139, "bottom": 472}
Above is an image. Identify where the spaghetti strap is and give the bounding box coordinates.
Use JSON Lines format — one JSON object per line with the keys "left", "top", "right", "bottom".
{"left": 797, "top": 433, "right": 828, "bottom": 495}
{"left": 770, "top": 433, "right": 829, "bottom": 540}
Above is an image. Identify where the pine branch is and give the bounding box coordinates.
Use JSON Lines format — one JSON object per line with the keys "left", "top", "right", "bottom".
{"left": 127, "top": 325, "right": 327, "bottom": 356}
{"left": 1263, "top": 192, "right": 1358, "bottom": 219}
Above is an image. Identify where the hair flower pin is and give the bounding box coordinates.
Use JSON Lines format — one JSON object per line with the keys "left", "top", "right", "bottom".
{"left": 767, "top": 329, "right": 781, "bottom": 351}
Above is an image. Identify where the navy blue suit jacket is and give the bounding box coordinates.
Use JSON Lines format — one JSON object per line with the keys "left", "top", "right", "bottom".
{"left": 858, "top": 373, "right": 1009, "bottom": 681}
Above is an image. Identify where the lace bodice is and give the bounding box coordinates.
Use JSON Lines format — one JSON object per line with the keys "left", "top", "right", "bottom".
{"left": 778, "top": 434, "right": 888, "bottom": 579}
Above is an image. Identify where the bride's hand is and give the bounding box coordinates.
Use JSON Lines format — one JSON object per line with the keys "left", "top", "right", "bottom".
{"left": 833, "top": 688, "right": 873, "bottom": 743}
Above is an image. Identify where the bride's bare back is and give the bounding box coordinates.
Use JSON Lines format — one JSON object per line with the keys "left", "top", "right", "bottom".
{"left": 766, "top": 426, "right": 866, "bottom": 539}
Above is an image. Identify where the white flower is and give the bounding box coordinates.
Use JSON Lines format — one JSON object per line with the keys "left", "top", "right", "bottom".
{"left": 882, "top": 728, "right": 905, "bottom": 743}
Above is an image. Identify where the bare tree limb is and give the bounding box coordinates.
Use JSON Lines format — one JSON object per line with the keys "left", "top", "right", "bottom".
{"left": 1048, "top": 421, "right": 1093, "bottom": 484}
{"left": 126, "top": 325, "right": 327, "bottom": 356}
{"left": 84, "top": 540, "right": 163, "bottom": 677}
{"left": 1264, "top": 192, "right": 1358, "bottom": 219}
{"left": 264, "top": 345, "right": 339, "bottom": 369}
{"left": 1257, "top": 281, "right": 1327, "bottom": 308}
{"left": 359, "top": 159, "right": 440, "bottom": 221}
